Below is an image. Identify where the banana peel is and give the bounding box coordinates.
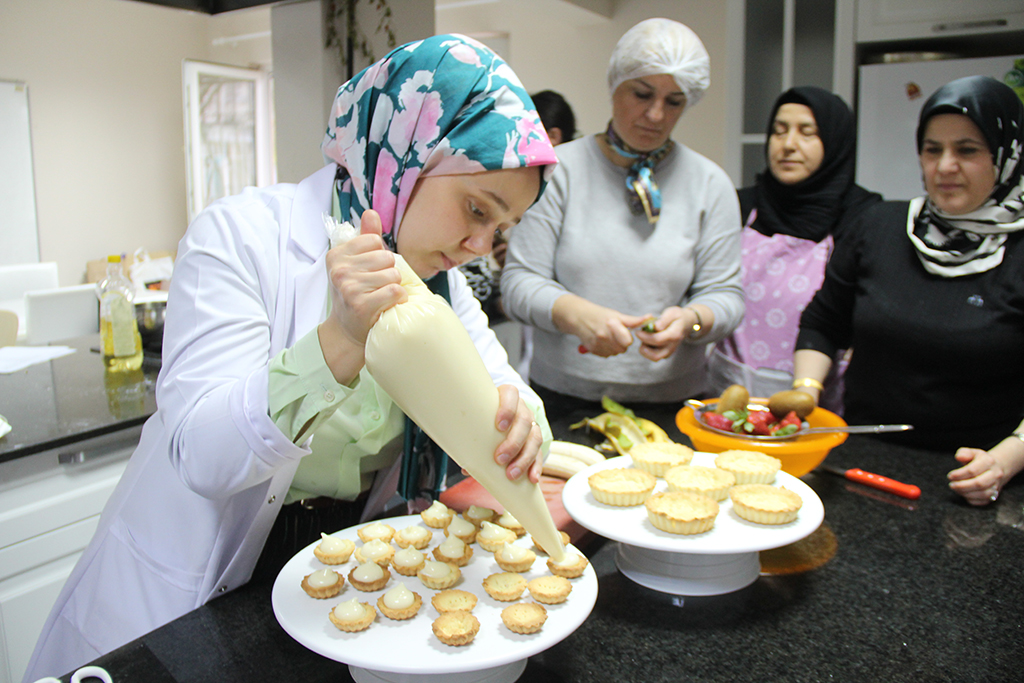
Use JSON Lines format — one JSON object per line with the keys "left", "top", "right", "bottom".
{"left": 637, "top": 418, "right": 672, "bottom": 443}
{"left": 570, "top": 397, "right": 675, "bottom": 454}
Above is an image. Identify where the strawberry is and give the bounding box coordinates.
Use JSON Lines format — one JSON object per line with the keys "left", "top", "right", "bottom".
{"left": 745, "top": 410, "right": 775, "bottom": 436}
{"left": 702, "top": 411, "right": 735, "bottom": 432}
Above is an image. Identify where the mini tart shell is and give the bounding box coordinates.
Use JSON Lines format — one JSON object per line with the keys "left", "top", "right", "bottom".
{"left": 496, "top": 515, "right": 526, "bottom": 537}
{"left": 532, "top": 530, "right": 571, "bottom": 556}
{"left": 493, "top": 546, "right": 537, "bottom": 573}
{"left": 715, "top": 450, "right": 782, "bottom": 485}
{"left": 645, "top": 491, "right": 719, "bottom": 535}
{"left": 432, "top": 610, "right": 480, "bottom": 647}
{"left": 417, "top": 562, "right": 462, "bottom": 590}
{"left": 547, "top": 554, "right": 589, "bottom": 579}
{"left": 328, "top": 602, "right": 375, "bottom": 632}
{"left": 629, "top": 442, "right": 695, "bottom": 477}
{"left": 394, "top": 527, "right": 432, "bottom": 549}
{"left": 527, "top": 575, "right": 572, "bottom": 604}
{"left": 313, "top": 538, "right": 355, "bottom": 565}
{"left": 354, "top": 543, "right": 395, "bottom": 567}
{"left": 476, "top": 527, "right": 518, "bottom": 553}
{"left": 431, "top": 589, "right": 478, "bottom": 613}
{"left": 588, "top": 468, "right": 657, "bottom": 506}
{"left": 664, "top": 465, "right": 737, "bottom": 501}
{"left": 730, "top": 484, "right": 803, "bottom": 525}
{"left": 356, "top": 523, "right": 395, "bottom": 544}
{"left": 482, "top": 572, "right": 528, "bottom": 602}
{"left": 501, "top": 602, "right": 548, "bottom": 634}
{"left": 391, "top": 551, "right": 426, "bottom": 577}
{"left": 300, "top": 571, "right": 345, "bottom": 599}
{"left": 348, "top": 565, "right": 391, "bottom": 592}
{"left": 462, "top": 506, "right": 497, "bottom": 527}
{"left": 432, "top": 541, "right": 474, "bottom": 567}
{"left": 376, "top": 591, "right": 423, "bottom": 621}
{"left": 420, "top": 505, "right": 454, "bottom": 529}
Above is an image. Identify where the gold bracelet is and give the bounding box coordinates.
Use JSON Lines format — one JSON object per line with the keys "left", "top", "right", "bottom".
{"left": 792, "top": 377, "right": 824, "bottom": 391}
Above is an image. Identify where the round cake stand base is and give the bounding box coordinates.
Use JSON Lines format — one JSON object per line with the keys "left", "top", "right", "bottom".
{"left": 349, "top": 660, "right": 527, "bottom": 683}
{"left": 615, "top": 543, "right": 760, "bottom": 595}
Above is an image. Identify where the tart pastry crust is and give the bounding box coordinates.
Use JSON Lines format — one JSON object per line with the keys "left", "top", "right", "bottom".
{"left": 431, "top": 589, "right": 478, "bottom": 613}
{"left": 715, "top": 450, "right": 782, "bottom": 485}
{"left": 730, "top": 484, "right": 803, "bottom": 524}
{"left": 417, "top": 561, "right": 462, "bottom": 590}
{"left": 645, "top": 491, "right": 719, "bottom": 535}
{"left": 526, "top": 575, "right": 572, "bottom": 604}
{"left": 664, "top": 465, "right": 736, "bottom": 501}
{"left": 501, "top": 602, "right": 548, "bottom": 634}
{"left": 588, "top": 468, "right": 657, "bottom": 506}
{"left": 431, "top": 610, "right": 480, "bottom": 646}
{"left": 482, "top": 572, "right": 528, "bottom": 602}
{"left": 493, "top": 544, "right": 537, "bottom": 573}
{"left": 546, "top": 553, "right": 589, "bottom": 579}
{"left": 629, "top": 442, "right": 695, "bottom": 477}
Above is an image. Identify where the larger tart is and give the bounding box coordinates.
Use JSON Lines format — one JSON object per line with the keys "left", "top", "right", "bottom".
{"left": 644, "top": 491, "right": 719, "bottom": 535}
{"left": 664, "top": 465, "right": 736, "bottom": 501}
{"left": 629, "top": 442, "right": 695, "bottom": 477}
{"left": 715, "top": 450, "right": 781, "bottom": 485}
{"left": 730, "top": 484, "right": 803, "bottom": 524}
{"left": 588, "top": 467, "right": 657, "bottom": 506}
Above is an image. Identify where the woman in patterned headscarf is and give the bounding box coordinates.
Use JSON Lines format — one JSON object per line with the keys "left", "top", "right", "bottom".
{"left": 501, "top": 18, "right": 744, "bottom": 421}
{"left": 23, "top": 35, "right": 556, "bottom": 682}
{"left": 792, "top": 75, "right": 1024, "bottom": 505}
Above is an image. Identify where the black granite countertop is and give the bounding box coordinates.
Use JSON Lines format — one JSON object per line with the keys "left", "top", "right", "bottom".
{"left": 0, "top": 335, "right": 157, "bottom": 464}
{"left": 61, "top": 406, "right": 1023, "bottom": 683}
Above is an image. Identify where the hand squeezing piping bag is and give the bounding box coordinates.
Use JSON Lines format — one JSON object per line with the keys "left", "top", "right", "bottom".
{"left": 327, "top": 217, "right": 566, "bottom": 562}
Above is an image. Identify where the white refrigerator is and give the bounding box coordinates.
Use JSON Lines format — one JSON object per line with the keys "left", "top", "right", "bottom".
{"left": 856, "top": 54, "right": 1024, "bottom": 201}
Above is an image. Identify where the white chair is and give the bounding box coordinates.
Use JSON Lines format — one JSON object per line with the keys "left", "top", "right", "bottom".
{"left": 25, "top": 284, "right": 100, "bottom": 345}
{"left": 0, "top": 262, "right": 59, "bottom": 339}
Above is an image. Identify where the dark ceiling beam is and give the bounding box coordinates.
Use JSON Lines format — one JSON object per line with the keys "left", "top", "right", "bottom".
{"left": 129, "top": 0, "right": 280, "bottom": 14}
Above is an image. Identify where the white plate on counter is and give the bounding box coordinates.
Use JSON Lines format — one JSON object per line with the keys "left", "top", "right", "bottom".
{"left": 562, "top": 454, "right": 823, "bottom": 595}
{"left": 271, "top": 514, "right": 598, "bottom": 682}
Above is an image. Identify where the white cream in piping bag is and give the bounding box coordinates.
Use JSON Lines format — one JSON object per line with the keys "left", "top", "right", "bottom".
{"left": 325, "top": 216, "right": 566, "bottom": 563}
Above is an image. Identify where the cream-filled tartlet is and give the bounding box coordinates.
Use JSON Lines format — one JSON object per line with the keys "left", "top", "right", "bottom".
{"left": 527, "top": 575, "right": 572, "bottom": 604}
{"left": 482, "top": 572, "right": 528, "bottom": 602}
{"left": 313, "top": 533, "right": 355, "bottom": 565}
{"left": 348, "top": 561, "right": 391, "bottom": 592}
{"left": 394, "top": 525, "right": 432, "bottom": 550}
{"left": 301, "top": 568, "right": 345, "bottom": 599}
{"left": 496, "top": 511, "right": 525, "bottom": 537}
{"left": 357, "top": 521, "right": 395, "bottom": 544}
{"left": 430, "top": 588, "right": 478, "bottom": 614}
{"left": 476, "top": 521, "right": 517, "bottom": 552}
{"left": 432, "top": 535, "right": 473, "bottom": 566}
{"left": 391, "top": 547, "right": 426, "bottom": 577}
{"left": 444, "top": 515, "right": 478, "bottom": 544}
{"left": 417, "top": 560, "right": 461, "bottom": 590}
{"left": 493, "top": 542, "right": 536, "bottom": 573}
{"left": 420, "top": 500, "right": 454, "bottom": 529}
{"left": 532, "top": 530, "right": 570, "bottom": 556}
{"left": 354, "top": 539, "right": 395, "bottom": 567}
{"left": 376, "top": 582, "right": 422, "bottom": 621}
{"left": 328, "top": 598, "right": 375, "bottom": 632}
{"left": 547, "top": 551, "right": 589, "bottom": 579}
{"left": 463, "top": 504, "right": 496, "bottom": 527}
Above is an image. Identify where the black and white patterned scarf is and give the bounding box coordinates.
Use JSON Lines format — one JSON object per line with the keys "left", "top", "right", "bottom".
{"left": 908, "top": 75, "right": 1024, "bottom": 277}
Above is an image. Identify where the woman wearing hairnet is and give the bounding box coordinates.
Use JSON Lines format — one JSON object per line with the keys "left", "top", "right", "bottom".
{"left": 502, "top": 18, "right": 744, "bottom": 420}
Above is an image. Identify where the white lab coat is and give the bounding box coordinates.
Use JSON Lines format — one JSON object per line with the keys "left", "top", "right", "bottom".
{"left": 22, "top": 164, "right": 531, "bottom": 682}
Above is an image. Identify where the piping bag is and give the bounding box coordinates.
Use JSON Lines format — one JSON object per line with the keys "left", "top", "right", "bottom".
{"left": 327, "top": 217, "right": 566, "bottom": 562}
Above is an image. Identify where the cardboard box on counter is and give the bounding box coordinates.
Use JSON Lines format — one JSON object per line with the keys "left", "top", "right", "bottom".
{"left": 86, "top": 251, "right": 175, "bottom": 284}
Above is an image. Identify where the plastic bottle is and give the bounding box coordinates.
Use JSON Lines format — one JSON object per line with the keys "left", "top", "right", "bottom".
{"left": 97, "top": 254, "right": 143, "bottom": 371}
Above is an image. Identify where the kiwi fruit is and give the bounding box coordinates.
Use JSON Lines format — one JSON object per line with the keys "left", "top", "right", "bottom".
{"left": 716, "top": 384, "right": 750, "bottom": 414}
{"left": 768, "top": 390, "right": 816, "bottom": 420}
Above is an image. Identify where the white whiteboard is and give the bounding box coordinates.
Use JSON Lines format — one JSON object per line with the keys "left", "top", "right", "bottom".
{"left": 0, "top": 80, "right": 40, "bottom": 265}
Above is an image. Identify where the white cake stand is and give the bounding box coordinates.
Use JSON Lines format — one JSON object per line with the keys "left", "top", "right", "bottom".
{"left": 272, "top": 514, "right": 598, "bottom": 683}
{"left": 562, "top": 454, "right": 823, "bottom": 596}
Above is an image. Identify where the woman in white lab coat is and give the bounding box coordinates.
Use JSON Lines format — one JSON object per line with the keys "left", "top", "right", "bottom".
{"left": 23, "top": 34, "right": 557, "bottom": 682}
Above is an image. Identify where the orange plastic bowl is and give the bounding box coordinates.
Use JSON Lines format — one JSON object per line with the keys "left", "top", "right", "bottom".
{"left": 676, "top": 399, "right": 848, "bottom": 477}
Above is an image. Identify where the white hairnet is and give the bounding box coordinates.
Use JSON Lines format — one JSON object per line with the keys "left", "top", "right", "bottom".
{"left": 607, "top": 18, "right": 710, "bottom": 108}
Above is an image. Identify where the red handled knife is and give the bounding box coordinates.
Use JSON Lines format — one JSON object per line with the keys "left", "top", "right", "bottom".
{"left": 818, "top": 463, "right": 921, "bottom": 500}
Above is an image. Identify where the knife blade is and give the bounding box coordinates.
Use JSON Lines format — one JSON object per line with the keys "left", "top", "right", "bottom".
{"left": 818, "top": 463, "right": 921, "bottom": 500}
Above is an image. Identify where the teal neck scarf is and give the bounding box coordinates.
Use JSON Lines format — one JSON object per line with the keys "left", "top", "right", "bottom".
{"left": 605, "top": 121, "right": 674, "bottom": 224}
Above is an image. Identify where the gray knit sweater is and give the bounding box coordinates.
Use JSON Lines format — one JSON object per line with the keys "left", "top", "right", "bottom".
{"left": 501, "top": 135, "right": 744, "bottom": 403}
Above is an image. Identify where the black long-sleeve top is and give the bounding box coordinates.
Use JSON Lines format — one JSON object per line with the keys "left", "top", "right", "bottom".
{"left": 797, "top": 201, "right": 1024, "bottom": 450}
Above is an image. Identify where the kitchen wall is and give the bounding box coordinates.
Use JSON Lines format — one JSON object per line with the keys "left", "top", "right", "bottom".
{"left": 0, "top": 0, "right": 271, "bottom": 287}
{"left": 436, "top": 0, "right": 732, "bottom": 167}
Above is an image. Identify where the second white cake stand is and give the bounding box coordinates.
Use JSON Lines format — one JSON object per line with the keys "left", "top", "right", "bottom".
{"left": 562, "top": 454, "right": 824, "bottom": 596}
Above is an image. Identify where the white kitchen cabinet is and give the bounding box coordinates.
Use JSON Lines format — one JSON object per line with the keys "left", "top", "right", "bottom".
{"left": 0, "top": 428, "right": 138, "bottom": 683}
{"left": 857, "top": 0, "right": 1024, "bottom": 42}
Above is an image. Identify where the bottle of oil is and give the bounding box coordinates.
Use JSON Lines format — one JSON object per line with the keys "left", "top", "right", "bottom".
{"left": 97, "top": 254, "right": 143, "bottom": 371}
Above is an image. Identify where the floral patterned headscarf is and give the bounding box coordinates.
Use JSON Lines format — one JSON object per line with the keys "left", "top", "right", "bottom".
{"left": 321, "top": 34, "right": 558, "bottom": 250}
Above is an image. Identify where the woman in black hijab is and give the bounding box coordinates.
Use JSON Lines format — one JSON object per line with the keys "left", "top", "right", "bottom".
{"left": 792, "top": 75, "right": 1024, "bottom": 505}
{"left": 709, "top": 86, "right": 881, "bottom": 405}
